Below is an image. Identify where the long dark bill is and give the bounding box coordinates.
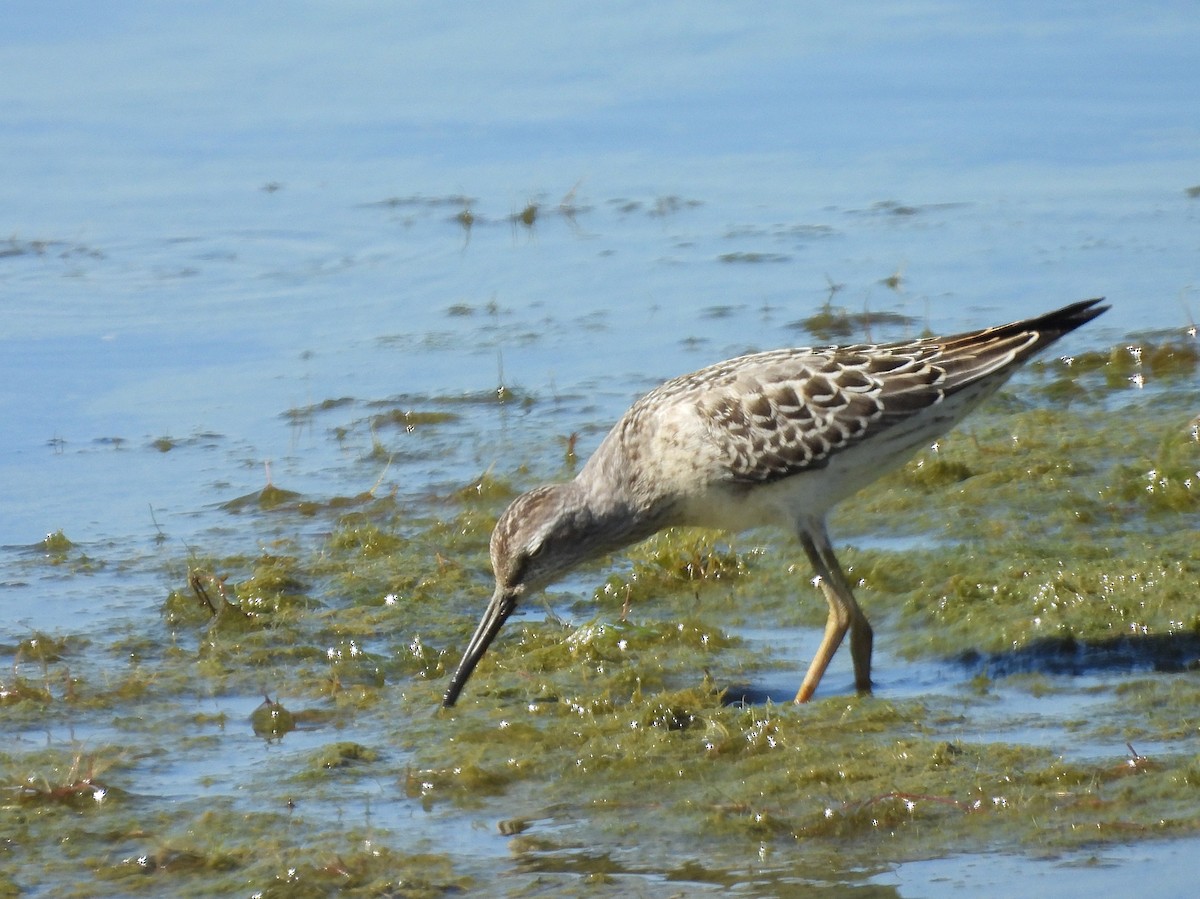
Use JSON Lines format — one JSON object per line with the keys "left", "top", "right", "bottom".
{"left": 442, "top": 588, "right": 517, "bottom": 707}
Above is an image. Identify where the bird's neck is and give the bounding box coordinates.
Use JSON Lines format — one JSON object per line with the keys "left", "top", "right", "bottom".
{"left": 570, "top": 467, "right": 674, "bottom": 556}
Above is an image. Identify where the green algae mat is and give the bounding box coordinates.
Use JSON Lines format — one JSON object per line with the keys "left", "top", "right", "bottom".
{"left": 3, "top": 335, "right": 1198, "bottom": 897}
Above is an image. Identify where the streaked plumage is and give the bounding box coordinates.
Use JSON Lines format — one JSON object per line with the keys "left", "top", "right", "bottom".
{"left": 443, "top": 298, "right": 1108, "bottom": 707}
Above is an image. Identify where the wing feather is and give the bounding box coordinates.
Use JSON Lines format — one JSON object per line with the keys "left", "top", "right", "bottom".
{"left": 636, "top": 298, "right": 1109, "bottom": 485}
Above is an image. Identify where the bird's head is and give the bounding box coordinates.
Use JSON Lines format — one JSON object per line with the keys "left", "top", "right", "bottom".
{"left": 442, "top": 483, "right": 594, "bottom": 707}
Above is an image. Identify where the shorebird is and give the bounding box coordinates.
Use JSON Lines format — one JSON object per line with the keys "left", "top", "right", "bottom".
{"left": 443, "top": 299, "right": 1107, "bottom": 707}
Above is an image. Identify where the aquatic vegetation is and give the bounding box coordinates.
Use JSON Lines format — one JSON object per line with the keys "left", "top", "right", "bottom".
{"left": 281, "top": 396, "right": 354, "bottom": 426}
{"left": 718, "top": 251, "right": 791, "bottom": 264}
{"left": 250, "top": 695, "right": 296, "bottom": 740}
{"left": 10, "top": 750, "right": 124, "bottom": 809}
{"left": 367, "top": 408, "right": 459, "bottom": 430}
{"left": 5, "top": 330, "right": 1200, "bottom": 896}
{"left": 798, "top": 303, "right": 917, "bottom": 341}
{"left": 592, "top": 529, "right": 756, "bottom": 613}
{"left": 39, "top": 530, "right": 74, "bottom": 559}
{"left": 0, "top": 236, "right": 102, "bottom": 259}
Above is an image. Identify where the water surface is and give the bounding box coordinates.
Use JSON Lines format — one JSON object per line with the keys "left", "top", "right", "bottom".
{"left": 2, "top": 4, "right": 1199, "bottom": 896}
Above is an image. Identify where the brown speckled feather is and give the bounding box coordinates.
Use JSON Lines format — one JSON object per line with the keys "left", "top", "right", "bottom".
{"left": 622, "top": 299, "right": 1106, "bottom": 487}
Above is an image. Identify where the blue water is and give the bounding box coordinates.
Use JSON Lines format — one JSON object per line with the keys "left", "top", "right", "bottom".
{"left": 2, "top": 3, "right": 1198, "bottom": 893}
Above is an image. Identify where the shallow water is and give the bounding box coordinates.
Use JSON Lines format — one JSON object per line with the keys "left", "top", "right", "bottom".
{"left": 3, "top": 4, "right": 1200, "bottom": 896}
{"left": 881, "top": 838, "right": 1200, "bottom": 897}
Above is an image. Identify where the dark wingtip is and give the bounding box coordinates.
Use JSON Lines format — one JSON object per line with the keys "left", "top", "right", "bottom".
{"left": 1041, "top": 297, "right": 1109, "bottom": 332}
{"left": 969, "top": 298, "right": 1108, "bottom": 356}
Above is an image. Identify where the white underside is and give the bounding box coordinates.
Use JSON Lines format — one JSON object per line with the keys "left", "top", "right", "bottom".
{"left": 670, "top": 376, "right": 1002, "bottom": 537}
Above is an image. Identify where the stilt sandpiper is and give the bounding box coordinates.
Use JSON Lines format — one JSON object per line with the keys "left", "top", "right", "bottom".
{"left": 443, "top": 298, "right": 1108, "bottom": 707}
